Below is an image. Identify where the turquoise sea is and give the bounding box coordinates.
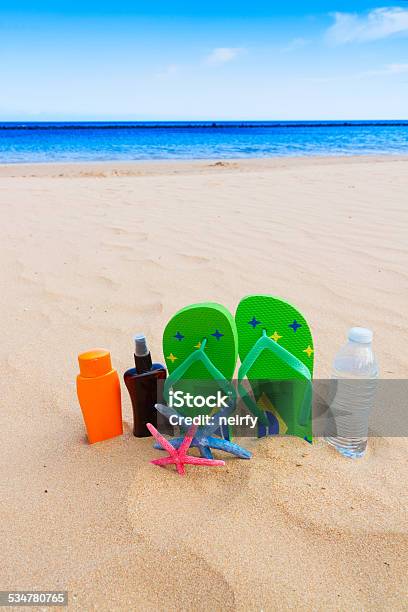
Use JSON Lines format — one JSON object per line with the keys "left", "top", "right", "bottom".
{"left": 0, "top": 121, "right": 407, "bottom": 163}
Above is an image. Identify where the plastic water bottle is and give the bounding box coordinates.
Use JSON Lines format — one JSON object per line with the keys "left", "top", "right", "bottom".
{"left": 325, "top": 327, "right": 378, "bottom": 458}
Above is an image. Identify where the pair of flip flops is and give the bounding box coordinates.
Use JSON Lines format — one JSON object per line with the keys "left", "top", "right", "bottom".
{"left": 160, "top": 295, "right": 314, "bottom": 449}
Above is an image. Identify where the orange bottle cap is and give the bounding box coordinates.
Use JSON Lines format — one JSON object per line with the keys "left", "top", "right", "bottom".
{"left": 78, "top": 349, "right": 112, "bottom": 378}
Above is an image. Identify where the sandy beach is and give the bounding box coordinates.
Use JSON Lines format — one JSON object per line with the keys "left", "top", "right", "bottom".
{"left": 1, "top": 155, "right": 407, "bottom": 610}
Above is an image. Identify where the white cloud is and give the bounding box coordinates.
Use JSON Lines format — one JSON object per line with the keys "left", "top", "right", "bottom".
{"left": 386, "top": 62, "right": 408, "bottom": 73}
{"left": 304, "top": 62, "right": 408, "bottom": 83}
{"left": 205, "top": 47, "right": 243, "bottom": 64}
{"left": 326, "top": 7, "right": 408, "bottom": 44}
{"left": 155, "top": 64, "right": 180, "bottom": 79}
{"left": 358, "top": 62, "right": 408, "bottom": 77}
{"left": 282, "top": 37, "right": 309, "bottom": 53}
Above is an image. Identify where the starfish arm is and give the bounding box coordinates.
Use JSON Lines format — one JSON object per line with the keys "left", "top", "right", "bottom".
{"left": 147, "top": 423, "right": 177, "bottom": 456}
{"left": 153, "top": 436, "right": 182, "bottom": 450}
{"left": 207, "top": 436, "right": 252, "bottom": 459}
{"left": 153, "top": 437, "right": 201, "bottom": 451}
{"left": 176, "top": 462, "right": 186, "bottom": 476}
{"left": 197, "top": 444, "right": 214, "bottom": 459}
{"left": 178, "top": 424, "right": 198, "bottom": 456}
{"left": 184, "top": 456, "right": 225, "bottom": 467}
{"left": 150, "top": 456, "right": 175, "bottom": 466}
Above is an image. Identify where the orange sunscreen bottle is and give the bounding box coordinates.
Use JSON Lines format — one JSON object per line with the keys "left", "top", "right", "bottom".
{"left": 76, "top": 349, "right": 123, "bottom": 443}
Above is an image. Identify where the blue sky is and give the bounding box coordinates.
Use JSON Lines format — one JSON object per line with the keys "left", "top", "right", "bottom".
{"left": 1, "top": 1, "right": 408, "bottom": 120}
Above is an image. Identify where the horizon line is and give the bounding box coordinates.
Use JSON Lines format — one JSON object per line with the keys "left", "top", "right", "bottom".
{"left": 1, "top": 119, "right": 407, "bottom": 129}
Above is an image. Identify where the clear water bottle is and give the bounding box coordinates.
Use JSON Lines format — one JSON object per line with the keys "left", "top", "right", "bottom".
{"left": 325, "top": 327, "right": 378, "bottom": 458}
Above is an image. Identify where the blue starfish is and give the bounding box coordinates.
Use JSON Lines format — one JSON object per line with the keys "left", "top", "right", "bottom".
{"left": 153, "top": 403, "right": 252, "bottom": 460}
{"left": 161, "top": 435, "right": 251, "bottom": 459}
{"left": 174, "top": 331, "right": 184, "bottom": 341}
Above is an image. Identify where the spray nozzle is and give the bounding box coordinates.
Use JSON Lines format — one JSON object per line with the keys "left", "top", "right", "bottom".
{"left": 134, "top": 334, "right": 149, "bottom": 357}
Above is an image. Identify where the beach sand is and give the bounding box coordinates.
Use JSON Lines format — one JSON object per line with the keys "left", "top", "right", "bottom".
{"left": 0, "top": 156, "right": 407, "bottom": 610}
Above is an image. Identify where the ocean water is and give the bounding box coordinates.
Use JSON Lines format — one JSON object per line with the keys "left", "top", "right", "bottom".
{"left": 0, "top": 121, "right": 407, "bottom": 163}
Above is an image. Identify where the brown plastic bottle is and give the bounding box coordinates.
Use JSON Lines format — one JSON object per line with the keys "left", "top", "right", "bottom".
{"left": 124, "top": 335, "right": 167, "bottom": 437}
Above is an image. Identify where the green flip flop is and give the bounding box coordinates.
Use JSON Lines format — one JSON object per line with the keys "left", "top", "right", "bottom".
{"left": 235, "top": 295, "right": 314, "bottom": 440}
{"left": 162, "top": 302, "right": 238, "bottom": 419}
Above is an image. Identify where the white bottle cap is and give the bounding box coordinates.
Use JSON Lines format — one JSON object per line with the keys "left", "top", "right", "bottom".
{"left": 134, "top": 334, "right": 149, "bottom": 356}
{"left": 348, "top": 327, "right": 373, "bottom": 344}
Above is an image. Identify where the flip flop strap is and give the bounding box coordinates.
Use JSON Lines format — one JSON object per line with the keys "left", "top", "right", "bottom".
{"left": 164, "top": 339, "right": 236, "bottom": 405}
{"left": 238, "top": 330, "right": 312, "bottom": 426}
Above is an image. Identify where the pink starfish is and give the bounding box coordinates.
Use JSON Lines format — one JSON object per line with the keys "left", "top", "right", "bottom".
{"left": 147, "top": 423, "right": 225, "bottom": 476}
